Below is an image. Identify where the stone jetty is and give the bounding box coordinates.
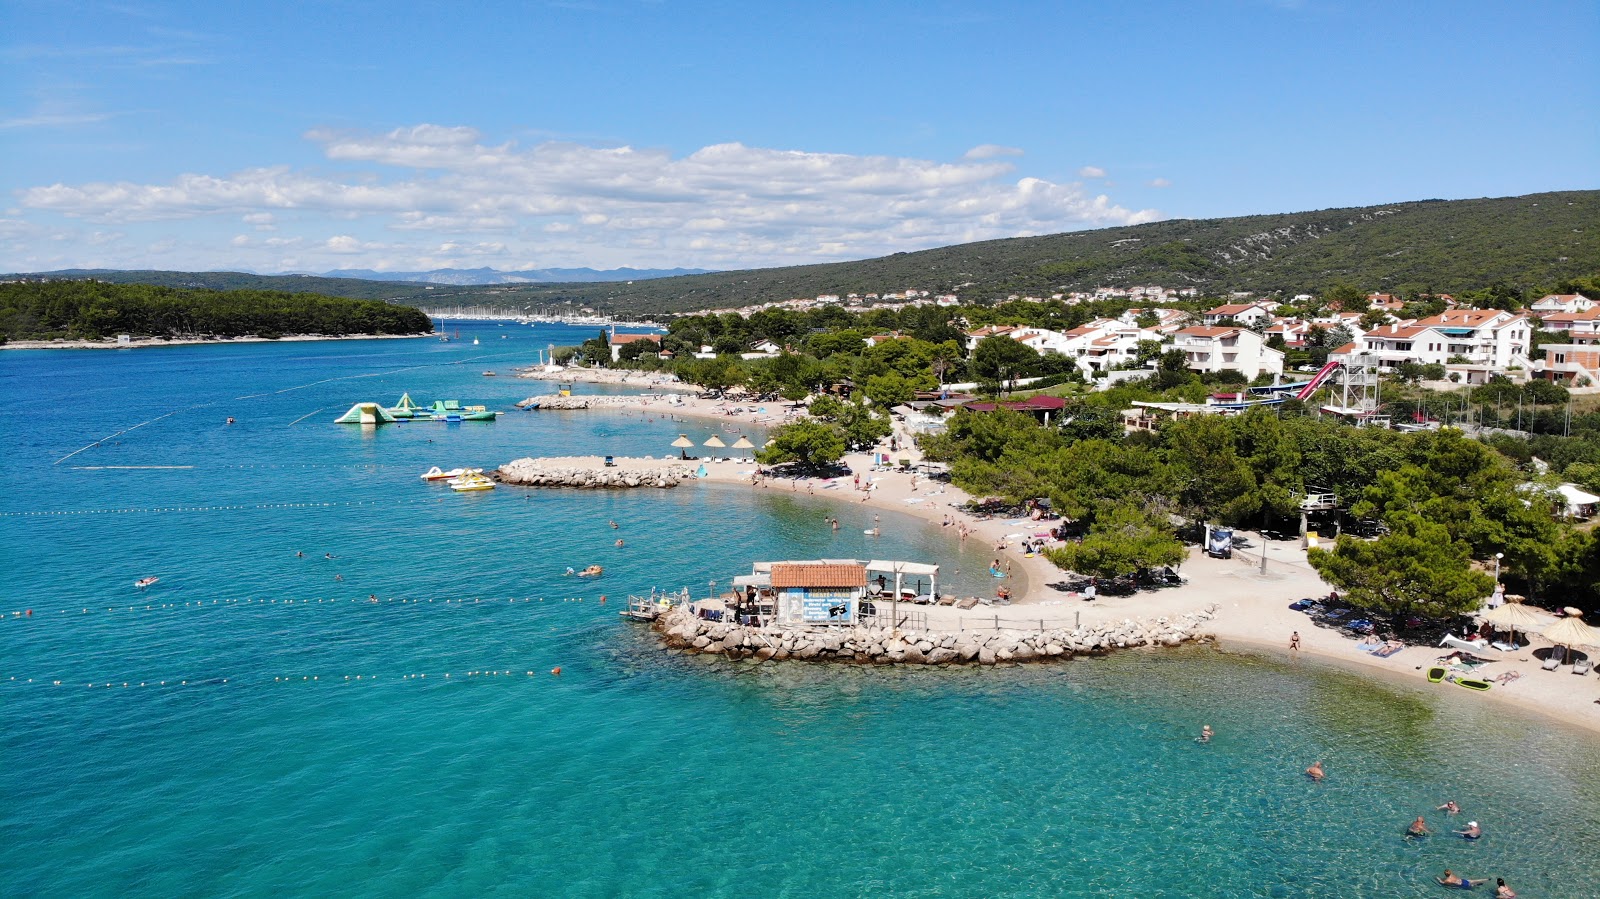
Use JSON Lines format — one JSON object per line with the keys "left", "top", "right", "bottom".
{"left": 496, "top": 456, "right": 695, "bottom": 488}
{"left": 517, "top": 394, "right": 660, "bottom": 411}
{"left": 653, "top": 604, "right": 1217, "bottom": 665}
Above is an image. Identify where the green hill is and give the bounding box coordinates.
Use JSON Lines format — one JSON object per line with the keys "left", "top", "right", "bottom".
{"left": 11, "top": 190, "right": 1597, "bottom": 315}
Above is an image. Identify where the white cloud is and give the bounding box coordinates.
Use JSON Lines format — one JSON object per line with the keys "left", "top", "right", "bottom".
{"left": 963, "top": 144, "right": 1024, "bottom": 160}
{"left": 1148, "top": 177, "right": 1172, "bottom": 188}
{"left": 1077, "top": 165, "right": 1107, "bottom": 178}
{"left": 11, "top": 126, "right": 1163, "bottom": 270}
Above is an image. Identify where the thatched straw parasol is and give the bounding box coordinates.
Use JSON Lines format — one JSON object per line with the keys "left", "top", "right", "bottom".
{"left": 1479, "top": 600, "right": 1553, "bottom": 647}
{"left": 1541, "top": 614, "right": 1600, "bottom": 666}
{"left": 703, "top": 435, "right": 727, "bottom": 448}
{"left": 731, "top": 435, "right": 755, "bottom": 460}
{"left": 671, "top": 434, "right": 695, "bottom": 448}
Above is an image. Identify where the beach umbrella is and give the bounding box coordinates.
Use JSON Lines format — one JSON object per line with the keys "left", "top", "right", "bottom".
{"left": 703, "top": 435, "right": 727, "bottom": 449}
{"left": 1540, "top": 614, "right": 1600, "bottom": 666}
{"left": 671, "top": 435, "right": 694, "bottom": 448}
{"left": 1479, "top": 600, "right": 1552, "bottom": 647}
{"left": 732, "top": 435, "right": 755, "bottom": 460}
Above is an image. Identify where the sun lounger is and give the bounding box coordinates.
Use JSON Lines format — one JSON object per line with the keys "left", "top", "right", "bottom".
{"left": 1490, "top": 640, "right": 1521, "bottom": 652}
{"left": 955, "top": 597, "right": 980, "bottom": 610}
{"left": 1440, "top": 635, "right": 1489, "bottom": 654}
{"left": 1574, "top": 658, "right": 1592, "bottom": 676}
{"left": 1541, "top": 648, "right": 1564, "bottom": 671}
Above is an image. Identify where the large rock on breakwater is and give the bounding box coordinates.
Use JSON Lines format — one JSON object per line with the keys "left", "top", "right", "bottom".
{"left": 495, "top": 457, "right": 694, "bottom": 489}
{"left": 652, "top": 605, "right": 1218, "bottom": 665}
{"left": 517, "top": 394, "right": 646, "bottom": 411}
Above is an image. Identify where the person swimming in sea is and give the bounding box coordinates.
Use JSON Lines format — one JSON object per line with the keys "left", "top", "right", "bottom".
{"left": 1406, "top": 815, "right": 1431, "bottom": 838}
{"left": 1305, "top": 760, "right": 1325, "bottom": 781}
{"left": 1197, "top": 725, "right": 1213, "bottom": 743}
{"left": 1455, "top": 821, "right": 1482, "bottom": 840}
{"left": 1438, "top": 800, "right": 1461, "bottom": 815}
{"left": 1493, "top": 877, "right": 1516, "bottom": 898}
{"left": 1437, "top": 869, "right": 1487, "bottom": 890}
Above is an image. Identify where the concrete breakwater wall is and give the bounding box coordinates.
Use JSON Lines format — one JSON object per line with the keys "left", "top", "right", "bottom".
{"left": 496, "top": 457, "right": 695, "bottom": 488}
{"left": 654, "top": 605, "right": 1218, "bottom": 665}
{"left": 517, "top": 394, "right": 667, "bottom": 411}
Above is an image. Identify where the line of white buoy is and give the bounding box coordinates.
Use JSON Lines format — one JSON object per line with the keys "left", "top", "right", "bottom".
{"left": 4, "top": 669, "right": 566, "bottom": 689}
{"left": 0, "top": 497, "right": 449, "bottom": 517}
{"left": 9, "top": 595, "right": 603, "bottom": 619}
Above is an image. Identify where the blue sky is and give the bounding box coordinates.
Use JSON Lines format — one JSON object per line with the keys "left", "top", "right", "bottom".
{"left": 2, "top": 0, "right": 1595, "bottom": 274}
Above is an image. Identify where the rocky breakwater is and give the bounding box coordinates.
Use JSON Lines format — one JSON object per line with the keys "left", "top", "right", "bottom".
{"left": 516, "top": 394, "right": 640, "bottom": 411}
{"left": 654, "top": 605, "right": 1218, "bottom": 665}
{"left": 495, "top": 457, "right": 695, "bottom": 489}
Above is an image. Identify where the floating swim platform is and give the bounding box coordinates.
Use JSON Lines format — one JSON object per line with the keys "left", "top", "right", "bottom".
{"left": 1427, "top": 666, "right": 1446, "bottom": 683}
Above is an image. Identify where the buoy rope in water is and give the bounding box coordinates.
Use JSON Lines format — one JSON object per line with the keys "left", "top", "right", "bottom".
{"left": 3, "top": 668, "right": 566, "bottom": 689}
{"left": 11, "top": 594, "right": 605, "bottom": 618}
{"left": 0, "top": 496, "right": 454, "bottom": 517}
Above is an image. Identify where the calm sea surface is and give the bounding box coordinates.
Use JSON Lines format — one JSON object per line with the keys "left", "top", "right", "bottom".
{"left": 3, "top": 322, "right": 1598, "bottom": 898}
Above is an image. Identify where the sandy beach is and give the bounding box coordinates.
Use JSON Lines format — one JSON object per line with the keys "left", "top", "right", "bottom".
{"left": 516, "top": 379, "right": 1600, "bottom": 735}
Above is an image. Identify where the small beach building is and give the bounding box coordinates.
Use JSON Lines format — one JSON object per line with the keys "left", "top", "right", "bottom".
{"left": 767, "top": 561, "right": 869, "bottom": 625}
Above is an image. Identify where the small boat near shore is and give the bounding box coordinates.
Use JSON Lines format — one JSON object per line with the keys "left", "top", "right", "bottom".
{"left": 420, "top": 466, "right": 466, "bottom": 481}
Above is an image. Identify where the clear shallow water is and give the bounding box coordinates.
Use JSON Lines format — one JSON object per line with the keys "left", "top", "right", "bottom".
{"left": 3, "top": 323, "right": 1598, "bottom": 898}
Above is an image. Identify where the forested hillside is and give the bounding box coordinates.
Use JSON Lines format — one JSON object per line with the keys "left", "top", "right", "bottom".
{"left": 0, "top": 280, "right": 434, "bottom": 342}
{"left": 9, "top": 190, "right": 1596, "bottom": 316}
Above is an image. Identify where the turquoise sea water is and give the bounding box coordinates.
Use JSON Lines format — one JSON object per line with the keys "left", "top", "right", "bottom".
{"left": 4, "top": 322, "right": 1598, "bottom": 898}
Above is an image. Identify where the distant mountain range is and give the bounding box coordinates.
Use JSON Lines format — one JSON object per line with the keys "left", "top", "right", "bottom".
{"left": 10, "top": 190, "right": 1596, "bottom": 316}
{"left": 313, "top": 266, "right": 714, "bottom": 285}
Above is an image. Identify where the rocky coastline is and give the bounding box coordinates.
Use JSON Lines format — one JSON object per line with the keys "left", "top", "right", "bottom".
{"left": 495, "top": 456, "right": 695, "bottom": 488}
{"left": 653, "top": 604, "right": 1218, "bottom": 665}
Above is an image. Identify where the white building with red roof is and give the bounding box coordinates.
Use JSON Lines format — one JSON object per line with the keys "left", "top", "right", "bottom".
{"left": 1173, "top": 326, "right": 1284, "bottom": 380}
{"left": 1531, "top": 293, "right": 1594, "bottom": 314}
{"left": 1333, "top": 309, "right": 1531, "bottom": 383}
{"left": 1201, "top": 302, "right": 1273, "bottom": 327}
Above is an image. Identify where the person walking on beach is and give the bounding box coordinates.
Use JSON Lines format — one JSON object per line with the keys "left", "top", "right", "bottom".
{"left": 1290, "top": 631, "right": 1302, "bottom": 651}
{"left": 1305, "top": 760, "right": 1325, "bottom": 781}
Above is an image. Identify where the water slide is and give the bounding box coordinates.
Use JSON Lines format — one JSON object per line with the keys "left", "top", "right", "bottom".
{"left": 1295, "top": 360, "right": 1341, "bottom": 400}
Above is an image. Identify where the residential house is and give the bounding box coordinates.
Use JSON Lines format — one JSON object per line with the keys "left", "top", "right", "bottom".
{"left": 1202, "top": 302, "right": 1273, "bottom": 327}
{"left": 1530, "top": 293, "right": 1594, "bottom": 314}
{"left": 1173, "top": 326, "right": 1285, "bottom": 380}
{"left": 1338, "top": 309, "right": 1531, "bottom": 384}
{"left": 1536, "top": 308, "right": 1600, "bottom": 343}
{"left": 1536, "top": 344, "right": 1600, "bottom": 385}
{"left": 607, "top": 332, "right": 662, "bottom": 362}
{"left": 1367, "top": 293, "right": 1406, "bottom": 314}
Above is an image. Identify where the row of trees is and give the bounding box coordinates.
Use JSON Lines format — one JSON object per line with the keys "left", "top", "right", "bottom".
{"left": 919, "top": 403, "right": 1597, "bottom": 618}
{"left": 0, "top": 280, "right": 433, "bottom": 342}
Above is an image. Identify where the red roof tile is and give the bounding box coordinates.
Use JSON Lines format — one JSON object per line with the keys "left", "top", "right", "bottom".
{"left": 771, "top": 563, "right": 867, "bottom": 589}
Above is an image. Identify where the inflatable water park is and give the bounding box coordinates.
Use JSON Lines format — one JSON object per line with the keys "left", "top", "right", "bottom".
{"left": 335, "top": 393, "right": 501, "bottom": 424}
